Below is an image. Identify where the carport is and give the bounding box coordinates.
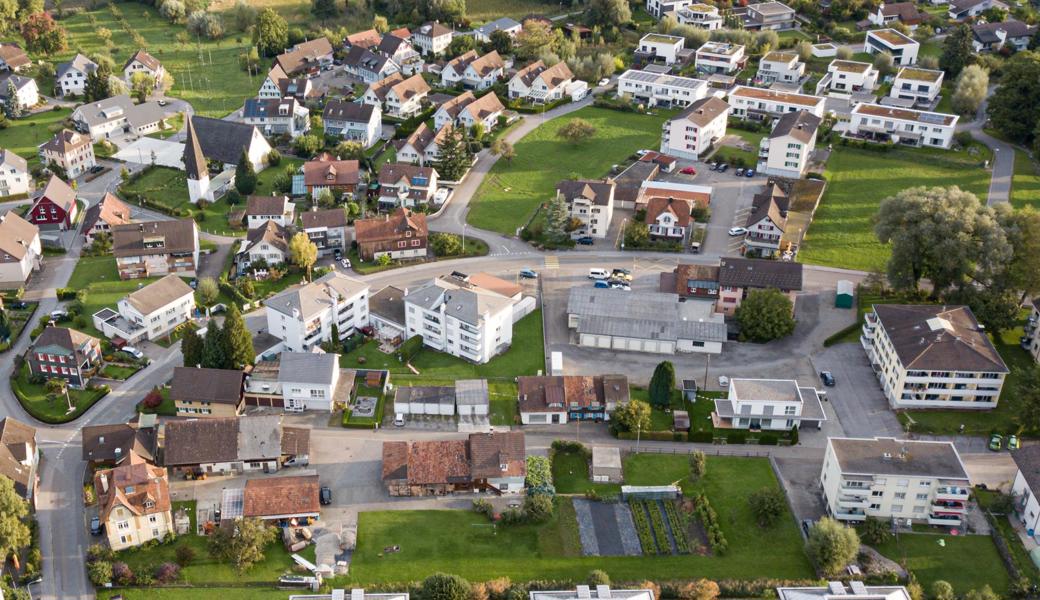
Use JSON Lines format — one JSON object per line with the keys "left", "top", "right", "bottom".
{"left": 113, "top": 137, "right": 186, "bottom": 168}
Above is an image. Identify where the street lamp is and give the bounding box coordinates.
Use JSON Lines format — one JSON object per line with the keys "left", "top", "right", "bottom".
{"left": 635, "top": 422, "right": 642, "bottom": 453}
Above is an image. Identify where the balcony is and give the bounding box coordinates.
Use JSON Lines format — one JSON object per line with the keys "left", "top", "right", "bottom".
{"left": 927, "top": 513, "right": 962, "bottom": 527}
{"left": 834, "top": 509, "right": 867, "bottom": 522}
{"left": 932, "top": 500, "right": 967, "bottom": 513}
{"left": 839, "top": 483, "right": 870, "bottom": 496}
{"left": 935, "top": 486, "right": 970, "bottom": 501}
{"left": 837, "top": 495, "right": 870, "bottom": 509}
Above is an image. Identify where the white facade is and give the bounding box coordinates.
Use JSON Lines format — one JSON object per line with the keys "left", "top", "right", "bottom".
{"left": 242, "top": 98, "right": 311, "bottom": 138}
{"left": 243, "top": 353, "right": 344, "bottom": 412}
{"left": 695, "top": 42, "right": 746, "bottom": 74}
{"left": 637, "top": 34, "right": 685, "bottom": 65}
{"left": 414, "top": 23, "right": 453, "bottom": 56}
{"left": 93, "top": 276, "right": 195, "bottom": 343}
{"left": 646, "top": 0, "right": 693, "bottom": 19}
{"left": 728, "top": 86, "right": 826, "bottom": 120}
{"left": 617, "top": 69, "right": 708, "bottom": 108}
{"left": 57, "top": 55, "right": 96, "bottom": 96}
{"left": 848, "top": 103, "right": 958, "bottom": 149}
{"left": 508, "top": 62, "right": 575, "bottom": 104}
{"left": 864, "top": 29, "right": 920, "bottom": 65}
{"left": 246, "top": 197, "right": 294, "bottom": 229}
{"left": 676, "top": 4, "right": 724, "bottom": 29}
{"left": 821, "top": 437, "right": 971, "bottom": 527}
{"left": 757, "top": 52, "right": 805, "bottom": 84}
{"left": 660, "top": 99, "right": 729, "bottom": 159}
{"left": 815, "top": 60, "right": 879, "bottom": 95}
{"left": 0, "top": 76, "right": 39, "bottom": 111}
{"left": 714, "top": 379, "right": 825, "bottom": 430}
{"left": 757, "top": 113, "right": 819, "bottom": 179}
{"left": 264, "top": 272, "right": 371, "bottom": 353}
{"left": 890, "top": 67, "right": 944, "bottom": 105}
{"left": 0, "top": 151, "right": 30, "bottom": 197}
{"left": 1012, "top": 453, "right": 1040, "bottom": 535}
{"left": 0, "top": 212, "right": 41, "bottom": 288}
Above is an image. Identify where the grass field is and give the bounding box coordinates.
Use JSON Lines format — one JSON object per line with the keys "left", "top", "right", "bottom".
{"left": 799, "top": 144, "right": 992, "bottom": 271}
{"left": 551, "top": 448, "right": 621, "bottom": 496}
{"left": 1011, "top": 151, "right": 1040, "bottom": 210}
{"left": 713, "top": 128, "right": 766, "bottom": 167}
{"left": 0, "top": 108, "right": 73, "bottom": 163}
{"left": 67, "top": 256, "right": 164, "bottom": 337}
{"left": 120, "top": 166, "right": 191, "bottom": 213}
{"left": 11, "top": 363, "right": 108, "bottom": 423}
{"left": 467, "top": 107, "right": 673, "bottom": 235}
{"left": 872, "top": 533, "right": 1010, "bottom": 595}
{"left": 99, "top": 363, "right": 142, "bottom": 380}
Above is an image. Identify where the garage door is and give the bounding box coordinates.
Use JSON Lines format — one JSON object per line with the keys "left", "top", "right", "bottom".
{"left": 528, "top": 414, "right": 547, "bottom": 424}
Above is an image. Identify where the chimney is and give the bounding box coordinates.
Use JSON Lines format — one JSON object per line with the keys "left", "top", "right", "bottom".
{"left": 99, "top": 436, "right": 105, "bottom": 445}
{"left": 99, "top": 473, "right": 109, "bottom": 494}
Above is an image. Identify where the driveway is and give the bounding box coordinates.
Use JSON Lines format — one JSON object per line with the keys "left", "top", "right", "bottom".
{"left": 774, "top": 456, "right": 827, "bottom": 528}
{"left": 810, "top": 343, "right": 903, "bottom": 438}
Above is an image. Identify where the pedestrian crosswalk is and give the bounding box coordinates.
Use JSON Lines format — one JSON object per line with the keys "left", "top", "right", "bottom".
{"left": 544, "top": 255, "right": 560, "bottom": 269}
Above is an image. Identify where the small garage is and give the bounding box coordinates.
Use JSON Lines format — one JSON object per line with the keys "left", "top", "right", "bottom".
{"left": 455, "top": 379, "right": 489, "bottom": 417}
{"left": 835, "top": 280, "right": 854, "bottom": 309}
{"left": 591, "top": 446, "right": 623, "bottom": 483}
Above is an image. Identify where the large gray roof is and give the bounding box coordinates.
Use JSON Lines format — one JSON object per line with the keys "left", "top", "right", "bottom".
{"left": 276, "top": 352, "right": 338, "bottom": 385}
{"left": 455, "top": 379, "right": 489, "bottom": 406}
{"left": 56, "top": 53, "right": 96, "bottom": 79}
{"left": 872, "top": 304, "right": 1008, "bottom": 373}
{"left": 237, "top": 415, "right": 282, "bottom": 461}
{"left": 404, "top": 275, "right": 517, "bottom": 326}
{"left": 829, "top": 437, "right": 968, "bottom": 480}
{"left": 265, "top": 271, "right": 369, "bottom": 321}
{"left": 191, "top": 115, "right": 266, "bottom": 165}
{"left": 567, "top": 288, "right": 727, "bottom": 343}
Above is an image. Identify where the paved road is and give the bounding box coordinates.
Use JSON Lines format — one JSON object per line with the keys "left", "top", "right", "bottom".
{"left": 957, "top": 86, "right": 1014, "bottom": 206}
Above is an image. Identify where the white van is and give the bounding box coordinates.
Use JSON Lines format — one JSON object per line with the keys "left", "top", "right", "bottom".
{"left": 394, "top": 413, "right": 405, "bottom": 427}
{"left": 588, "top": 268, "right": 609, "bottom": 280}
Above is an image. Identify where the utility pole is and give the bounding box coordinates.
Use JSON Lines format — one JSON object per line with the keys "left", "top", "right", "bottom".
{"left": 702, "top": 353, "right": 711, "bottom": 391}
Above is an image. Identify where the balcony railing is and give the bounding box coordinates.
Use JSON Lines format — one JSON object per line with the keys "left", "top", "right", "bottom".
{"left": 935, "top": 487, "right": 970, "bottom": 500}
{"left": 834, "top": 509, "right": 867, "bottom": 522}
{"left": 837, "top": 496, "right": 870, "bottom": 509}
{"left": 927, "top": 513, "right": 962, "bottom": 527}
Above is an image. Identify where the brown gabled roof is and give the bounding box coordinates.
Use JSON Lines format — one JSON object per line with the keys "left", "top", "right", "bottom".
{"left": 245, "top": 195, "right": 290, "bottom": 217}
{"left": 41, "top": 129, "right": 91, "bottom": 155}
{"left": 346, "top": 29, "right": 382, "bottom": 49}
{"left": 646, "top": 196, "right": 694, "bottom": 228}
{"left": 675, "top": 96, "right": 729, "bottom": 127}
{"left": 112, "top": 219, "right": 197, "bottom": 257}
{"left": 265, "top": 64, "right": 289, "bottom": 86}
{"left": 276, "top": 38, "right": 333, "bottom": 75}
{"left": 0, "top": 211, "right": 38, "bottom": 263}
{"left": 873, "top": 304, "right": 1009, "bottom": 373}
{"left": 389, "top": 74, "right": 431, "bottom": 102}
{"left": 162, "top": 418, "right": 239, "bottom": 466}
{"left": 769, "top": 110, "right": 821, "bottom": 143}
{"left": 469, "top": 432, "right": 526, "bottom": 479}
{"left": 0, "top": 43, "right": 30, "bottom": 70}
{"left": 465, "top": 51, "right": 504, "bottom": 78}
{"left": 302, "top": 156, "right": 360, "bottom": 188}
{"left": 381, "top": 439, "right": 471, "bottom": 484}
{"left": 281, "top": 427, "right": 310, "bottom": 457}
{"left": 400, "top": 122, "right": 436, "bottom": 153}
{"left": 367, "top": 72, "right": 406, "bottom": 101}
{"left": 125, "top": 274, "right": 194, "bottom": 315}
{"left": 462, "top": 92, "right": 504, "bottom": 121}
{"left": 556, "top": 179, "right": 615, "bottom": 207}
{"left": 170, "top": 367, "right": 243, "bottom": 405}
{"left": 32, "top": 326, "right": 98, "bottom": 357}
{"left": 417, "top": 21, "right": 453, "bottom": 38}
{"left": 378, "top": 162, "right": 435, "bottom": 186}
{"left": 96, "top": 462, "right": 170, "bottom": 522}
{"left": 517, "top": 375, "right": 630, "bottom": 414}
{"left": 82, "top": 193, "right": 132, "bottom": 235}
{"left": 718, "top": 257, "right": 803, "bottom": 290}
{"left": 746, "top": 183, "right": 789, "bottom": 230}
{"left": 244, "top": 474, "right": 320, "bottom": 517}
{"left": 81, "top": 422, "right": 156, "bottom": 464}
{"left": 0, "top": 417, "right": 36, "bottom": 498}
{"left": 880, "top": 2, "right": 923, "bottom": 23}
{"left": 244, "top": 220, "right": 290, "bottom": 254}
{"left": 300, "top": 208, "right": 348, "bottom": 230}
{"left": 124, "top": 49, "right": 162, "bottom": 72}
{"left": 672, "top": 263, "right": 721, "bottom": 295}
{"left": 390, "top": 27, "right": 411, "bottom": 39}
{"left": 537, "top": 61, "right": 573, "bottom": 89}
{"left": 437, "top": 91, "right": 476, "bottom": 120}
{"left": 355, "top": 208, "right": 428, "bottom": 244}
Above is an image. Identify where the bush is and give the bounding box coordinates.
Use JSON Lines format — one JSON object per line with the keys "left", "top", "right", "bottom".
{"left": 694, "top": 493, "right": 727, "bottom": 554}
{"left": 141, "top": 387, "right": 163, "bottom": 408}
{"left": 472, "top": 498, "right": 494, "bottom": 518}
{"left": 522, "top": 494, "right": 554, "bottom": 523}
{"left": 397, "top": 335, "right": 423, "bottom": 363}
{"left": 748, "top": 487, "right": 786, "bottom": 527}
{"left": 758, "top": 434, "right": 778, "bottom": 445}
{"left": 154, "top": 562, "right": 180, "bottom": 583}
{"left": 175, "top": 544, "right": 196, "bottom": 566}
{"left": 87, "top": 560, "right": 112, "bottom": 586}
{"left": 55, "top": 288, "right": 77, "bottom": 300}
{"left": 422, "top": 573, "right": 472, "bottom": 600}
{"left": 87, "top": 543, "right": 114, "bottom": 564}
{"left": 689, "top": 431, "right": 713, "bottom": 443}
{"left": 588, "top": 570, "right": 610, "bottom": 586}
{"left": 111, "top": 561, "right": 134, "bottom": 586}
{"left": 725, "top": 431, "right": 746, "bottom": 445}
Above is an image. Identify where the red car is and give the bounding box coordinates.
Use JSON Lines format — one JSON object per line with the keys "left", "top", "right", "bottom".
{"left": 680, "top": 166, "right": 697, "bottom": 175}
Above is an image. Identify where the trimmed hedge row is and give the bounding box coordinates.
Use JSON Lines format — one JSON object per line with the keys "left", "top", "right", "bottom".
{"left": 663, "top": 501, "right": 691, "bottom": 554}
{"left": 628, "top": 499, "right": 658, "bottom": 555}
{"left": 693, "top": 493, "right": 728, "bottom": 554}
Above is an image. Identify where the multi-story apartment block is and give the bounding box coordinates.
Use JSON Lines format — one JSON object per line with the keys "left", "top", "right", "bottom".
{"left": 646, "top": 0, "right": 693, "bottom": 19}
{"left": 28, "top": 326, "right": 101, "bottom": 388}
{"left": 821, "top": 437, "right": 971, "bottom": 527}
{"left": 404, "top": 272, "right": 523, "bottom": 364}
{"left": 713, "top": 378, "right": 826, "bottom": 431}
{"left": 39, "top": 129, "right": 95, "bottom": 178}
{"left": 890, "top": 66, "right": 944, "bottom": 107}
{"left": 112, "top": 219, "right": 200, "bottom": 279}
{"left": 675, "top": 3, "right": 724, "bottom": 29}
{"left": 555, "top": 179, "right": 616, "bottom": 239}
{"left": 92, "top": 274, "right": 195, "bottom": 344}
{"left": 637, "top": 33, "right": 686, "bottom": 65}
{"left": 757, "top": 109, "right": 821, "bottom": 178}
{"left": 757, "top": 51, "right": 805, "bottom": 85}
{"left": 848, "top": 103, "right": 958, "bottom": 149}
{"left": 865, "top": 29, "right": 919, "bottom": 65}
{"left": 660, "top": 96, "right": 729, "bottom": 159}
{"left": 95, "top": 462, "right": 173, "bottom": 551}
{"left": 861, "top": 304, "right": 1008, "bottom": 409}
{"left": 778, "top": 582, "right": 913, "bottom": 600}
{"left": 264, "top": 271, "right": 370, "bottom": 353}
{"left": 0, "top": 149, "right": 30, "bottom": 197}
{"left": 815, "top": 60, "right": 879, "bottom": 95}
{"left": 300, "top": 207, "right": 349, "bottom": 257}
{"left": 729, "top": 86, "right": 826, "bottom": 120}
{"left": 617, "top": 69, "right": 708, "bottom": 108}
{"left": 695, "top": 42, "right": 748, "bottom": 74}
{"left": 413, "top": 22, "right": 454, "bottom": 56}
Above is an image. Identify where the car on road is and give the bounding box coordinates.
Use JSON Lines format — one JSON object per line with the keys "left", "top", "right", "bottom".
{"left": 609, "top": 281, "right": 631, "bottom": 291}
{"left": 819, "top": 371, "right": 836, "bottom": 387}
{"left": 341, "top": 259, "right": 351, "bottom": 269}
{"left": 588, "top": 268, "right": 609, "bottom": 279}
{"left": 1008, "top": 434, "right": 1021, "bottom": 450}
{"left": 90, "top": 516, "right": 102, "bottom": 535}
{"left": 157, "top": 99, "right": 167, "bottom": 106}
{"left": 989, "top": 434, "right": 1004, "bottom": 452}
{"left": 718, "top": 163, "right": 729, "bottom": 173}
{"left": 89, "top": 165, "right": 104, "bottom": 174}
{"left": 727, "top": 227, "right": 747, "bottom": 236}
{"left": 122, "top": 346, "right": 144, "bottom": 360}
{"left": 50, "top": 309, "right": 68, "bottom": 320}
{"left": 575, "top": 236, "right": 594, "bottom": 245}
{"left": 519, "top": 268, "right": 538, "bottom": 279}
{"left": 680, "top": 166, "right": 697, "bottom": 175}
{"left": 433, "top": 188, "right": 449, "bottom": 204}
{"left": 718, "top": 375, "right": 729, "bottom": 388}
{"left": 320, "top": 486, "right": 332, "bottom": 505}
{"left": 394, "top": 413, "right": 405, "bottom": 427}
{"left": 735, "top": 168, "right": 745, "bottom": 176}
{"left": 745, "top": 168, "right": 756, "bottom": 177}
{"left": 598, "top": 78, "right": 610, "bottom": 87}
{"left": 611, "top": 268, "right": 632, "bottom": 282}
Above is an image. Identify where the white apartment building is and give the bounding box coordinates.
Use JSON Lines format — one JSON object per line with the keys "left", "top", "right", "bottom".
{"left": 1011, "top": 446, "right": 1040, "bottom": 536}
{"left": 508, "top": 61, "right": 576, "bottom": 104}
{"left": 890, "top": 66, "right": 944, "bottom": 106}
{"left": 646, "top": 0, "right": 693, "bottom": 19}
{"left": 637, "top": 33, "right": 685, "bottom": 65}
{"left": 757, "top": 110, "right": 821, "bottom": 178}
{"left": 92, "top": 274, "right": 195, "bottom": 343}
{"left": 757, "top": 51, "right": 805, "bottom": 85}
{"left": 617, "top": 69, "right": 708, "bottom": 108}
{"left": 821, "top": 437, "right": 971, "bottom": 527}
{"left": 728, "top": 86, "right": 826, "bottom": 120}
{"left": 264, "top": 271, "right": 370, "bottom": 353}
{"left": 555, "top": 179, "right": 616, "bottom": 239}
{"left": 404, "top": 272, "right": 524, "bottom": 364}
{"left": 0, "top": 149, "right": 30, "bottom": 197}
{"left": 815, "top": 60, "right": 879, "bottom": 95}
{"left": 778, "top": 582, "right": 912, "bottom": 600}
{"left": 861, "top": 304, "right": 1008, "bottom": 409}
{"left": 660, "top": 96, "right": 729, "bottom": 159}
{"left": 413, "top": 22, "right": 454, "bottom": 56}
{"left": 695, "top": 42, "right": 747, "bottom": 74}
{"left": 676, "top": 3, "right": 724, "bottom": 29}
{"left": 713, "top": 378, "right": 826, "bottom": 431}
{"left": 848, "top": 103, "right": 958, "bottom": 149}
{"left": 243, "top": 352, "right": 347, "bottom": 412}
{"left": 865, "top": 29, "right": 920, "bottom": 65}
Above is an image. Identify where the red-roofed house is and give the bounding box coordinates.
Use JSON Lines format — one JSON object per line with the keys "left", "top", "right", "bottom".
{"left": 28, "top": 175, "right": 79, "bottom": 230}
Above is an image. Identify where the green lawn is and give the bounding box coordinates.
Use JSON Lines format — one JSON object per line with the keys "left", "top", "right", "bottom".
{"left": 0, "top": 108, "right": 73, "bottom": 163}
{"left": 11, "top": 363, "right": 108, "bottom": 424}
{"left": 99, "top": 590, "right": 293, "bottom": 600}
{"left": 1011, "top": 151, "right": 1040, "bottom": 210}
{"left": 138, "top": 387, "right": 177, "bottom": 416}
{"left": 466, "top": 0, "right": 570, "bottom": 20}
{"left": 551, "top": 448, "right": 621, "bottom": 496}
{"left": 249, "top": 269, "right": 310, "bottom": 300}
{"left": 799, "top": 145, "right": 992, "bottom": 271}
{"left": 255, "top": 157, "right": 304, "bottom": 196}
{"left": 148, "top": 112, "right": 185, "bottom": 140}
{"left": 99, "top": 363, "right": 142, "bottom": 380}
{"left": 713, "top": 127, "right": 766, "bottom": 167}
{"left": 120, "top": 166, "right": 191, "bottom": 213}
{"left": 467, "top": 107, "right": 674, "bottom": 235}
{"left": 67, "top": 256, "right": 168, "bottom": 338}
{"left": 871, "top": 533, "right": 1010, "bottom": 595}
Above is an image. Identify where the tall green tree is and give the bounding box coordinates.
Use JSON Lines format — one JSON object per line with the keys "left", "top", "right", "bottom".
{"left": 253, "top": 8, "right": 288, "bottom": 57}
{"left": 181, "top": 327, "right": 203, "bottom": 367}
{"left": 310, "top": 0, "right": 338, "bottom": 23}
{"left": 587, "top": 0, "right": 631, "bottom": 26}
{"left": 234, "top": 149, "right": 257, "bottom": 195}
{"left": 556, "top": 118, "right": 597, "bottom": 144}
{"left": 648, "top": 361, "right": 675, "bottom": 409}
{"left": 207, "top": 517, "right": 277, "bottom": 573}
{"left": 735, "top": 288, "right": 796, "bottom": 342}
{"left": 940, "top": 24, "right": 975, "bottom": 78}
{"left": 221, "top": 304, "right": 254, "bottom": 369}
{"left": 543, "top": 192, "right": 570, "bottom": 243}
{"left": 0, "top": 0, "right": 18, "bottom": 33}
{"left": 487, "top": 29, "right": 513, "bottom": 55}
{"left": 951, "top": 64, "right": 989, "bottom": 116}
{"left": 748, "top": 487, "right": 785, "bottom": 527}
{"left": 987, "top": 51, "right": 1040, "bottom": 152}
{"left": 3, "top": 81, "right": 22, "bottom": 118}
{"left": 201, "top": 322, "right": 228, "bottom": 369}
{"left": 0, "top": 477, "right": 30, "bottom": 569}
{"left": 84, "top": 61, "right": 112, "bottom": 102}
{"left": 0, "top": 309, "right": 10, "bottom": 341}
{"left": 434, "top": 127, "right": 473, "bottom": 180}
{"left": 805, "top": 517, "right": 860, "bottom": 576}
{"left": 19, "top": 12, "right": 67, "bottom": 56}
{"left": 612, "top": 399, "right": 651, "bottom": 432}
{"left": 1016, "top": 365, "right": 1040, "bottom": 433}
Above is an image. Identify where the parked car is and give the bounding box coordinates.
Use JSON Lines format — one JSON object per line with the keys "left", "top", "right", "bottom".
{"left": 394, "top": 413, "right": 405, "bottom": 427}
{"left": 988, "top": 434, "right": 1004, "bottom": 452}
{"left": 334, "top": 248, "right": 342, "bottom": 259}
{"left": 50, "top": 309, "right": 68, "bottom": 320}
{"left": 320, "top": 486, "right": 332, "bottom": 505}
{"left": 728, "top": 227, "right": 747, "bottom": 236}
{"left": 819, "top": 371, "right": 836, "bottom": 387}
{"left": 157, "top": 99, "right": 167, "bottom": 106}
{"left": 735, "top": 168, "right": 745, "bottom": 176}
{"left": 718, "top": 163, "right": 729, "bottom": 173}
{"left": 433, "top": 188, "right": 449, "bottom": 204}
{"left": 609, "top": 282, "right": 631, "bottom": 291}
{"left": 745, "top": 168, "right": 756, "bottom": 177}
{"left": 341, "top": 259, "right": 351, "bottom": 269}
{"left": 709, "top": 162, "right": 719, "bottom": 171}
{"left": 89, "top": 165, "right": 104, "bottom": 174}
{"left": 122, "top": 346, "right": 144, "bottom": 360}
{"left": 90, "top": 516, "right": 102, "bottom": 535}
{"left": 593, "top": 280, "right": 611, "bottom": 289}
{"left": 1008, "top": 434, "right": 1021, "bottom": 450}
{"left": 588, "top": 268, "right": 610, "bottom": 279}
{"left": 611, "top": 268, "right": 632, "bottom": 282}
{"left": 519, "top": 268, "right": 538, "bottom": 279}
{"left": 680, "top": 166, "right": 697, "bottom": 175}
{"left": 598, "top": 78, "right": 610, "bottom": 86}
{"left": 575, "top": 236, "right": 594, "bottom": 245}
{"left": 718, "top": 375, "right": 729, "bottom": 388}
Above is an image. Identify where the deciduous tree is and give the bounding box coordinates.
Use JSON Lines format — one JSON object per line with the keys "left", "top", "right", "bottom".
{"left": 311, "top": 0, "right": 339, "bottom": 24}
{"left": 940, "top": 24, "right": 975, "bottom": 78}
{"left": 20, "top": 12, "right": 66, "bottom": 56}
{"left": 557, "top": 118, "right": 596, "bottom": 144}
{"left": 951, "top": 64, "right": 988, "bottom": 116}
{"left": 748, "top": 487, "right": 785, "bottom": 527}
{"left": 931, "top": 581, "right": 955, "bottom": 600}
{"left": 487, "top": 29, "right": 513, "bottom": 55}
{"left": 197, "top": 277, "right": 218, "bottom": 305}
{"left": 987, "top": 51, "right": 1040, "bottom": 152}
{"left": 805, "top": 517, "right": 860, "bottom": 576}
{"left": 491, "top": 139, "right": 514, "bottom": 164}
{"left": 735, "top": 288, "right": 795, "bottom": 342}
{"left": 587, "top": 0, "right": 631, "bottom": 26}
{"left": 0, "top": 477, "right": 29, "bottom": 569}
{"left": 612, "top": 399, "right": 651, "bottom": 432}
{"left": 253, "top": 8, "right": 288, "bottom": 57}
{"left": 207, "top": 517, "right": 278, "bottom": 573}
{"left": 288, "top": 232, "right": 318, "bottom": 280}
{"left": 422, "top": 573, "right": 472, "bottom": 600}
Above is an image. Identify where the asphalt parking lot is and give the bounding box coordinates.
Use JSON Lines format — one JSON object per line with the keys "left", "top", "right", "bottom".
{"left": 773, "top": 456, "right": 827, "bottom": 529}
{"left": 811, "top": 342, "right": 904, "bottom": 438}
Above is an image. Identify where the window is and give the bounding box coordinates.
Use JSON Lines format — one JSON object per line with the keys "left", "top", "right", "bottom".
{"left": 912, "top": 506, "right": 925, "bottom": 514}
{"left": 915, "top": 493, "right": 929, "bottom": 501}
{"left": 871, "top": 490, "right": 883, "bottom": 497}
{"left": 892, "top": 504, "right": 904, "bottom": 513}
{"left": 897, "top": 479, "right": 909, "bottom": 487}
{"left": 894, "top": 492, "right": 906, "bottom": 500}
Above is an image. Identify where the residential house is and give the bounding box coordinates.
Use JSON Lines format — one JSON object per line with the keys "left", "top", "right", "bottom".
{"left": 278, "top": 77, "right": 317, "bottom": 103}
{"left": 971, "top": 20, "right": 1037, "bottom": 52}
{"left": 323, "top": 100, "right": 381, "bottom": 148}
{"left": 821, "top": 437, "right": 971, "bottom": 526}
{"left": 301, "top": 153, "right": 361, "bottom": 200}
{"left": 637, "top": 33, "right": 686, "bottom": 65}
{"left": 0, "top": 417, "right": 38, "bottom": 506}
{"left": 27, "top": 175, "right": 78, "bottom": 230}
{"left": 716, "top": 257, "right": 803, "bottom": 316}
{"left": 518, "top": 375, "right": 630, "bottom": 424}
{"left": 661, "top": 263, "right": 720, "bottom": 301}
{"left": 275, "top": 37, "right": 334, "bottom": 76}
{"left": 170, "top": 366, "right": 245, "bottom": 417}
{"left": 0, "top": 149, "right": 30, "bottom": 197}
{"left": 646, "top": 0, "right": 693, "bottom": 19}
{"left": 645, "top": 196, "right": 697, "bottom": 243}
{"left": 56, "top": 53, "right": 97, "bottom": 96}
{"left": 0, "top": 211, "right": 41, "bottom": 288}
{"left": 369, "top": 285, "right": 407, "bottom": 342}
{"left": 413, "top": 22, "right": 454, "bottom": 56}
{"left": 245, "top": 195, "right": 295, "bottom": 229}
{"left": 0, "top": 73, "right": 39, "bottom": 111}
{"left": 475, "top": 17, "right": 522, "bottom": 42}
{"left": 861, "top": 304, "right": 1008, "bottom": 409}
{"left": 363, "top": 73, "right": 430, "bottom": 118}
{"left": 890, "top": 66, "right": 944, "bottom": 106}
{"left": 377, "top": 34, "right": 422, "bottom": 74}
{"left": 815, "top": 60, "right": 879, "bottom": 95}
{"left": 695, "top": 42, "right": 748, "bottom": 74}
{"left": 111, "top": 219, "right": 200, "bottom": 279}
{"left": 258, "top": 64, "right": 289, "bottom": 99}
{"left": 241, "top": 474, "right": 320, "bottom": 521}
{"left": 244, "top": 352, "right": 351, "bottom": 412}
{"left": 377, "top": 162, "right": 440, "bottom": 209}
{"left": 162, "top": 415, "right": 310, "bottom": 474}
{"left": 345, "top": 29, "right": 382, "bottom": 50}
{"left": 94, "top": 462, "right": 172, "bottom": 550}
{"left": 189, "top": 115, "right": 272, "bottom": 172}
{"left": 344, "top": 45, "right": 399, "bottom": 84}
{"left": 949, "top": 0, "right": 1003, "bottom": 20}
{"left": 404, "top": 272, "right": 524, "bottom": 364}
{"left": 735, "top": 1, "right": 797, "bottom": 30}
{"left": 0, "top": 43, "right": 30, "bottom": 72}
{"left": 354, "top": 208, "right": 428, "bottom": 261}
{"left": 433, "top": 91, "right": 475, "bottom": 130}
{"left": 81, "top": 419, "right": 157, "bottom": 467}
{"left": 382, "top": 432, "right": 526, "bottom": 496}
{"left": 236, "top": 220, "right": 290, "bottom": 273}
{"left": 457, "top": 93, "right": 505, "bottom": 132}
{"left": 675, "top": 4, "right": 724, "bottom": 29}
{"left": 660, "top": 96, "right": 729, "bottom": 159}
{"left": 122, "top": 49, "right": 165, "bottom": 86}
{"left": 508, "top": 60, "right": 575, "bottom": 104}
{"left": 28, "top": 326, "right": 101, "bottom": 388}
{"left": 778, "top": 583, "right": 912, "bottom": 600}
{"left": 263, "top": 271, "right": 370, "bottom": 352}
{"left": 848, "top": 103, "right": 958, "bottom": 149}
{"left": 757, "top": 109, "right": 821, "bottom": 178}
{"left": 395, "top": 122, "right": 451, "bottom": 166}
{"left": 300, "top": 208, "right": 349, "bottom": 257}
{"left": 290, "top": 590, "right": 408, "bottom": 600}
{"left": 618, "top": 70, "right": 710, "bottom": 108}
{"left": 712, "top": 378, "right": 826, "bottom": 430}
{"left": 742, "top": 183, "right": 789, "bottom": 255}
{"left": 555, "top": 179, "right": 616, "bottom": 239}
{"left": 865, "top": 29, "right": 919, "bottom": 65}
{"left": 1011, "top": 446, "right": 1040, "bottom": 535}
{"left": 728, "top": 86, "right": 826, "bottom": 120}
{"left": 242, "top": 97, "right": 310, "bottom": 138}
{"left": 757, "top": 51, "right": 805, "bottom": 85}
{"left": 38, "top": 129, "right": 95, "bottom": 178}
{"left": 868, "top": 2, "right": 924, "bottom": 29}
{"left": 441, "top": 50, "right": 505, "bottom": 90}
{"left": 81, "top": 193, "right": 131, "bottom": 243}
{"left": 635, "top": 180, "right": 712, "bottom": 213}
{"left": 70, "top": 95, "right": 167, "bottom": 141}
{"left": 91, "top": 274, "right": 195, "bottom": 344}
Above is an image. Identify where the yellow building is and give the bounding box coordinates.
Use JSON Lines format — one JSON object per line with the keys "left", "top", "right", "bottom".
{"left": 95, "top": 461, "right": 173, "bottom": 550}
